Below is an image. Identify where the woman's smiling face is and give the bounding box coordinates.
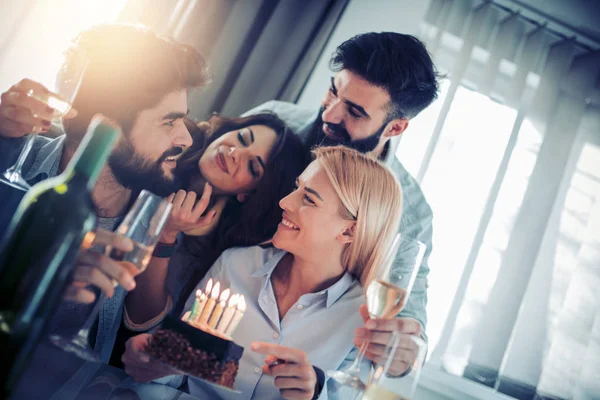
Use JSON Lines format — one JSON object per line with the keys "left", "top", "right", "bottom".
{"left": 272, "top": 160, "right": 354, "bottom": 262}
{"left": 198, "top": 124, "right": 278, "bottom": 194}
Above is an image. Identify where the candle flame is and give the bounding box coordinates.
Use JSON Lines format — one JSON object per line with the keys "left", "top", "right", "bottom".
{"left": 228, "top": 294, "right": 239, "bottom": 308}
{"left": 238, "top": 295, "right": 246, "bottom": 311}
{"left": 220, "top": 288, "right": 231, "bottom": 302}
{"left": 195, "top": 289, "right": 203, "bottom": 298}
{"left": 211, "top": 281, "right": 220, "bottom": 299}
{"left": 205, "top": 278, "right": 213, "bottom": 295}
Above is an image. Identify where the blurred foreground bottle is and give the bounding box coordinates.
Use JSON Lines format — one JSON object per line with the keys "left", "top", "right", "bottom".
{"left": 0, "top": 115, "right": 120, "bottom": 397}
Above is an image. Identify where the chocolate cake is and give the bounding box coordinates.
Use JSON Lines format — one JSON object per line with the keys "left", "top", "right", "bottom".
{"left": 145, "top": 314, "right": 244, "bottom": 388}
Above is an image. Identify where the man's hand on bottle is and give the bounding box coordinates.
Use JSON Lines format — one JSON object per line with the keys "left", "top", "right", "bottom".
{"left": 64, "top": 228, "right": 140, "bottom": 304}
{"left": 0, "top": 78, "right": 77, "bottom": 138}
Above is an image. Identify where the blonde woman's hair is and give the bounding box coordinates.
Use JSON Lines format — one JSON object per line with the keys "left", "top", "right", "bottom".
{"left": 312, "top": 146, "right": 403, "bottom": 286}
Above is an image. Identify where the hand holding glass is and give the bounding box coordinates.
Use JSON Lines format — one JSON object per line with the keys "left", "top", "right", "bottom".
{"left": 50, "top": 190, "right": 172, "bottom": 361}
{"left": 328, "top": 233, "right": 426, "bottom": 390}
{"left": 360, "top": 332, "right": 427, "bottom": 400}
{"left": 1, "top": 50, "right": 87, "bottom": 190}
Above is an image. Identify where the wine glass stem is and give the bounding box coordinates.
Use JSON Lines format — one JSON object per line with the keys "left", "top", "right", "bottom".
{"left": 76, "top": 293, "right": 104, "bottom": 343}
{"left": 348, "top": 340, "right": 370, "bottom": 374}
{"left": 8, "top": 134, "right": 37, "bottom": 175}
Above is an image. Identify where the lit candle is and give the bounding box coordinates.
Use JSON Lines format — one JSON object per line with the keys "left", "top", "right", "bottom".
{"left": 181, "top": 311, "right": 191, "bottom": 321}
{"left": 204, "top": 279, "right": 213, "bottom": 296}
{"left": 195, "top": 291, "right": 208, "bottom": 324}
{"left": 217, "top": 294, "right": 239, "bottom": 333}
{"left": 208, "top": 288, "right": 231, "bottom": 328}
{"left": 224, "top": 295, "right": 246, "bottom": 336}
{"left": 197, "top": 281, "right": 220, "bottom": 326}
{"left": 189, "top": 289, "right": 206, "bottom": 322}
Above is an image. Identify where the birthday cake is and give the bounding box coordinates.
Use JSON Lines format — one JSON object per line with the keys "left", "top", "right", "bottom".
{"left": 146, "top": 314, "right": 244, "bottom": 388}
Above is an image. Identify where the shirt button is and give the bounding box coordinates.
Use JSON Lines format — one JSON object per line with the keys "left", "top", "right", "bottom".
{"left": 297, "top": 304, "right": 304, "bottom": 310}
{"left": 273, "top": 332, "right": 279, "bottom": 339}
{"left": 254, "top": 367, "right": 261, "bottom": 374}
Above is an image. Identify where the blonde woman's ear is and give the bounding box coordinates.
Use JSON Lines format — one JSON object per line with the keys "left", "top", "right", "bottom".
{"left": 337, "top": 223, "right": 356, "bottom": 244}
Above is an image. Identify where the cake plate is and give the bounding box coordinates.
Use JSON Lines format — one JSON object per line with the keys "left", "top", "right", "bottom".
{"left": 142, "top": 351, "right": 242, "bottom": 394}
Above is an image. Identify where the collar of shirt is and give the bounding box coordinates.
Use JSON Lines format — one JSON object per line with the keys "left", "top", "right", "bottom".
{"left": 250, "top": 250, "right": 357, "bottom": 309}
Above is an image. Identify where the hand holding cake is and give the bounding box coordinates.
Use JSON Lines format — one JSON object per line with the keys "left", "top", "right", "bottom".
{"left": 122, "top": 334, "right": 181, "bottom": 384}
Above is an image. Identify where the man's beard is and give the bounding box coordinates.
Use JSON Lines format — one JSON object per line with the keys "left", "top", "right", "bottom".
{"left": 306, "top": 107, "right": 385, "bottom": 154}
{"left": 108, "top": 140, "right": 183, "bottom": 197}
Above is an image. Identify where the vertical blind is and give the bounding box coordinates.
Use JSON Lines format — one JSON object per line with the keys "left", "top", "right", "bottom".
{"left": 394, "top": 1, "right": 600, "bottom": 399}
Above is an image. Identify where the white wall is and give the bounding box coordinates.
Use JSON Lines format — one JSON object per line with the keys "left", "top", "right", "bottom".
{"left": 297, "top": 0, "right": 433, "bottom": 108}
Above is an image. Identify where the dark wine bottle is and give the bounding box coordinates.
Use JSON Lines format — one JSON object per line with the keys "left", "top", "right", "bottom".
{"left": 0, "top": 115, "right": 120, "bottom": 397}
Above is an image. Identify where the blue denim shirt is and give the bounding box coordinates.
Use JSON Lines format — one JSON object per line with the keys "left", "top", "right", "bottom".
{"left": 243, "top": 101, "right": 434, "bottom": 340}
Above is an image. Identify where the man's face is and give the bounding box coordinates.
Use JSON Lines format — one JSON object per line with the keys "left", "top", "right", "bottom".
{"left": 109, "top": 90, "right": 192, "bottom": 196}
{"left": 309, "top": 70, "right": 392, "bottom": 153}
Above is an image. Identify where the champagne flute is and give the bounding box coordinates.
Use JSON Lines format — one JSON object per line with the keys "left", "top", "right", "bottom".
{"left": 360, "top": 332, "right": 427, "bottom": 400}
{"left": 49, "top": 190, "right": 172, "bottom": 361}
{"left": 1, "top": 49, "right": 88, "bottom": 190}
{"left": 328, "top": 233, "right": 426, "bottom": 390}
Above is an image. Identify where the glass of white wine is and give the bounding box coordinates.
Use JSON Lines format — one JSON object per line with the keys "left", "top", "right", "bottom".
{"left": 50, "top": 190, "right": 172, "bottom": 361}
{"left": 1, "top": 49, "right": 88, "bottom": 190}
{"left": 329, "top": 233, "right": 426, "bottom": 391}
{"left": 360, "top": 331, "right": 427, "bottom": 400}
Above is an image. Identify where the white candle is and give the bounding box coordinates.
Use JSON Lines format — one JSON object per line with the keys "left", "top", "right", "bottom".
{"left": 208, "top": 288, "right": 231, "bottom": 328}
{"left": 224, "top": 295, "right": 246, "bottom": 336}
{"left": 197, "top": 281, "right": 220, "bottom": 326}
{"left": 217, "top": 294, "right": 239, "bottom": 333}
{"left": 208, "top": 299, "right": 226, "bottom": 328}
{"left": 181, "top": 311, "right": 191, "bottom": 321}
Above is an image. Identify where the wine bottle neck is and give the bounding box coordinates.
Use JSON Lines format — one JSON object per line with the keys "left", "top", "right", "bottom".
{"left": 64, "top": 120, "right": 120, "bottom": 190}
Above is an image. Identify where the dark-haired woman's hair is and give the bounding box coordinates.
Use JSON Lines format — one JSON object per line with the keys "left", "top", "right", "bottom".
{"left": 172, "top": 113, "right": 309, "bottom": 315}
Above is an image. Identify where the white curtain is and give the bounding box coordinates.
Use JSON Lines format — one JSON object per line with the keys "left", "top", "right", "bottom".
{"left": 394, "top": 1, "right": 600, "bottom": 399}
{"left": 0, "top": 0, "right": 129, "bottom": 92}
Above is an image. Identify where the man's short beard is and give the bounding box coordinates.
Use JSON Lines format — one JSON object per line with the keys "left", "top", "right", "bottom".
{"left": 305, "top": 107, "right": 385, "bottom": 154}
{"left": 108, "top": 140, "right": 182, "bottom": 197}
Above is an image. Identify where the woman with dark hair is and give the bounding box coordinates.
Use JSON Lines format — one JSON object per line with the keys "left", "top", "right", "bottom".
{"left": 122, "top": 112, "right": 309, "bottom": 337}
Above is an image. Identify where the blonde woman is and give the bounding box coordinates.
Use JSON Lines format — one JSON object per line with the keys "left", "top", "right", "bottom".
{"left": 122, "top": 146, "right": 403, "bottom": 400}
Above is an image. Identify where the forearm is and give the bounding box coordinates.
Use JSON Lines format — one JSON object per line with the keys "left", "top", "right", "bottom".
{"left": 397, "top": 275, "right": 428, "bottom": 343}
{"left": 125, "top": 253, "right": 171, "bottom": 325}
{"left": 394, "top": 225, "right": 432, "bottom": 342}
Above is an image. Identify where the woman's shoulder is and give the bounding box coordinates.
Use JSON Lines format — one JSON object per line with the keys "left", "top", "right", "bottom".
{"left": 219, "top": 245, "right": 286, "bottom": 275}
